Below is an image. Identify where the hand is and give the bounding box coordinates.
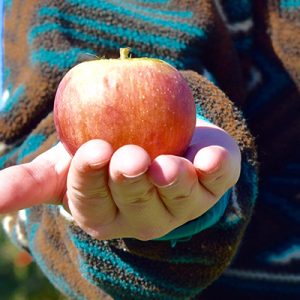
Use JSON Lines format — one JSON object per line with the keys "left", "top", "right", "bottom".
{"left": 0, "top": 119, "right": 241, "bottom": 241}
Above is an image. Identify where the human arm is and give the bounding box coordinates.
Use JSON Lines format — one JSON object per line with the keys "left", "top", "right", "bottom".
{"left": 1, "top": 71, "right": 257, "bottom": 299}
{"left": 1, "top": 1, "right": 257, "bottom": 298}
{"left": 0, "top": 116, "right": 240, "bottom": 241}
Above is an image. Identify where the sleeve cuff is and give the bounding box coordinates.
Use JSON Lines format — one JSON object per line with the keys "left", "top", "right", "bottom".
{"left": 154, "top": 188, "right": 231, "bottom": 246}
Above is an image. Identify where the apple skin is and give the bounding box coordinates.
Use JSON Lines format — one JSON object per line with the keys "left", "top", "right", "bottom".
{"left": 53, "top": 50, "right": 196, "bottom": 159}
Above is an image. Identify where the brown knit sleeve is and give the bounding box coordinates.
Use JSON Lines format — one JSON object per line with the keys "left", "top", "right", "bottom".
{"left": 119, "top": 70, "right": 258, "bottom": 287}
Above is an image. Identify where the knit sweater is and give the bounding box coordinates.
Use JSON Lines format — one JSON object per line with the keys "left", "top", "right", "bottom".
{"left": 0, "top": 0, "right": 298, "bottom": 299}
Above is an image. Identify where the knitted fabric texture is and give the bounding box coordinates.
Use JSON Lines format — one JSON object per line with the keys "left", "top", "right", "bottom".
{"left": 0, "top": 0, "right": 298, "bottom": 299}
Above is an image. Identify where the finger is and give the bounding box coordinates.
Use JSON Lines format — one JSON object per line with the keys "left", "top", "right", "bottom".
{"left": 149, "top": 155, "right": 215, "bottom": 222}
{"left": 0, "top": 143, "right": 71, "bottom": 214}
{"left": 108, "top": 145, "right": 171, "bottom": 240}
{"left": 67, "top": 140, "right": 117, "bottom": 229}
{"left": 194, "top": 145, "right": 240, "bottom": 198}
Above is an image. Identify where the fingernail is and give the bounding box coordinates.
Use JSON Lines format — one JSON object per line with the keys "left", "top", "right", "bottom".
{"left": 88, "top": 158, "right": 110, "bottom": 170}
{"left": 195, "top": 165, "right": 219, "bottom": 176}
{"left": 152, "top": 178, "right": 178, "bottom": 188}
{"left": 122, "top": 169, "right": 147, "bottom": 179}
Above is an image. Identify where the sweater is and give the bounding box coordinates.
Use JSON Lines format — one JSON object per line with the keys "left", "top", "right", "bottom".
{"left": 0, "top": 0, "right": 298, "bottom": 299}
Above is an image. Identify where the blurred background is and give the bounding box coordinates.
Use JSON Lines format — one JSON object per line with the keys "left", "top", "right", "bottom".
{"left": 0, "top": 217, "right": 65, "bottom": 300}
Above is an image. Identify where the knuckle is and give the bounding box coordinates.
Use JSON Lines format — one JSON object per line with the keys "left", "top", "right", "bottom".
{"left": 166, "top": 179, "right": 197, "bottom": 203}
{"left": 115, "top": 185, "right": 156, "bottom": 205}
{"left": 162, "top": 181, "right": 200, "bottom": 220}
{"left": 70, "top": 183, "right": 110, "bottom": 203}
{"left": 95, "top": 186, "right": 111, "bottom": 200}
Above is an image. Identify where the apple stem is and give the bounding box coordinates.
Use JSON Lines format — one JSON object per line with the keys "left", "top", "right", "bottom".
{"left": 120, "top": 48, "right": 131, "bottom": 59}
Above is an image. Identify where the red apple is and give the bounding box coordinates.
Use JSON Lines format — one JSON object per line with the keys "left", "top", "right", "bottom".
{"left": 54, "top": 48, "right": 196, "bottom": 159}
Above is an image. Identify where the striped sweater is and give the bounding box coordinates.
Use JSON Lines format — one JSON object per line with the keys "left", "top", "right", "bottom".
{"left": 0, "top": 0, "right": 299, "bottom": 299}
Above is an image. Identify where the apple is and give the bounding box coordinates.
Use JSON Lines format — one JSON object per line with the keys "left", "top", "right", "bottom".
{"left": 53, "top": 48, "right": 196, "bottom": 159}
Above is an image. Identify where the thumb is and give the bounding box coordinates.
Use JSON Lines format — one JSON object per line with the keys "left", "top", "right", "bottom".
{"left": 0, "top": 143, "right": 71, "bottom": 214}
{"left": 194, "top": 145, "right": 240, "bottom": 198}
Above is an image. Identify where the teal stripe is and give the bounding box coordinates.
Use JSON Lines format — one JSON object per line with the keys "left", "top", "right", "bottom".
{"left": 17, "top": 134, "right": 46, "bottom": 163}
{"left": 31, "top": 47, "right": 97, "bottom": 70}
{"left": 0, "top": 134, "right": 49, "bottom": 168}
{"left": 80, "top": 258, "right": 160, "bottom": 299}
{"left": 31, "top": 7, "right": 185, "bottom": 51}
{"left": 280, "top": 0, "right": 300, "bottom": 8}
{"left": 0, "top": 84, "right": 25, "bottom": 112}
{"left": 31, "top": 46, "right": 182, "bottom": 71}
{"left": 134, "top": 0, "right": 171, "bottom": 4}
{"left": 71, "top": 232, "right": 202, "bottom": 298}
{"left": 196, "top": 104, "right": 211, "bottom": 123}
{"left": 110, "top": 0, "right": 193, "bottom": 18}
{"left": 67, "top": 0, "right": 205, "bottom": 37}
{"left": 25, "top": 217, "right": 85, "bottom": 300}
{"left": 4, "top": 0, "right": 12, "bottom": 11}
{"left": 69, "top": 0, "right": 193, "bottom": 19}
{"left": 267, "top": 244, "right": 300, "bottom": 264}
{"left": 3, "top": 67, "right": 11, "bottom": 83}
{"left": 85, "top": 262, "right": 196, "bottom": 300}
{"left": 0, "top": 146, "right": 19, "bottom": 168}
{"left": 29, "top": 23, "right": 120, "bottom": 50}
{"left": 223, "top": 213, "right": 241, "bottom": 227}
